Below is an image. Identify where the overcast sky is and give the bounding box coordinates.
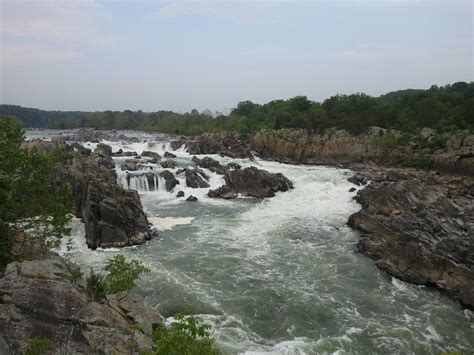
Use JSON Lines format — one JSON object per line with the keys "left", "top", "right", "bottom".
{"left": 1, "top": 0, "right": 472, "bottom": 112}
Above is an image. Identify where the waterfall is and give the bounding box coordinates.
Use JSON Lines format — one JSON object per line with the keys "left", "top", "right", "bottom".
{"left": 122, "top": 172, "right": 160, "bottom": 192}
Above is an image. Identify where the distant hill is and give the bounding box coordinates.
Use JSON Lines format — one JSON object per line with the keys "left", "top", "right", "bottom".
{"left": 0, "top": 105, "right": 90, "bottom": 128}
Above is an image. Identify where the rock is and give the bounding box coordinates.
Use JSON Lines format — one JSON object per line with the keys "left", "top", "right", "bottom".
{"left": 227, "top": 162, "right": 241, "bottom": 170}
{"left": 51, "top": 150, "right": 152, "bottom": 249}
{"left": 142, "top": 151, "right": 161, "bottom": 163}
{"left": 161, "top": 170, "right": 179, "bottom": 192}
{"left": 348, "top": 174, "right": 368, "bottom": 186}
{"left": 349, "top": 187, "right": 356, "bottom": 192}
{"left": 164, "top": 151, "right": 177, "bottom": 158}
{"left": 70, "top": 142, "right": 91, "bottom": 155}
{"left": 193, "top": 156, "right": 227, "bottom": 175}
{"left": 186, "top": 195, "right": 198, "bottom": 201}
{"left": 121, "top": 159, "right": 143, "bottom": 171}
{"left": 347, "top": 174, "right": 474, "bottom": 308}
{"left": 94, "top": 143, "right": 113, "bottom": 156}
{"left": 420, "top": 127, "right": 435, "bottom": 139}
{"left": 185, "top": 169, "right": 210, "bottom": 188}
{"left": 176, "top": 191, "right": 185, "bottom": 198}
{"left": 160, "top": 159, "right": 177, "bottom": 169}
{"left": 209, "top": 167, "right": 293, "bottom": 199}
{"left": 173, "top": 133, "right": 253, "bottom": 159}
{"left": 208, "top": 185, "right": 238, "bottom": 199}
{"left": 0, "top": 255, "right": 162, "bottom": 354}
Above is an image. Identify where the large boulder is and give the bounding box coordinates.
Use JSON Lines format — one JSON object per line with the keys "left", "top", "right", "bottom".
{"left": 121, "top": 159, "right": 143, "bottom": 171}
{"left": 161, "top": 170, "right": 179, "bottom": 192}
{"left": 192, "top": 156, "right": 227, "bottom": 175}
{"left": 348, "top": 174, "right": 474, "bottom": 308}
{"left": 171, "top": 133, "right": 253, "bottom": 159}
{"left": 185, "top": 169, "right": 210, "bottom": 188}
{"left": 141, "top": 151, "right": 161, "bottom": 163}
{"left": 0, "top": 255, "right": 162, "bottom": 354}
{"left": 51, "top": 149, "right": 152, "bottom": 249}
{"left": 94, "top": 143, "right": 113, "bottom": 157}
{"left": 160, "top": 159, "right": 177, "bottom": 169}
{"left": 209, "top": 167, "right": 293, "bottom": 199}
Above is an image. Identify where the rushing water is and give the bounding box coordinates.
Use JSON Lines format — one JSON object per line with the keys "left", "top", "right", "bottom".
{"left": 26, "top": 130, "right": 473, "bottom": 354}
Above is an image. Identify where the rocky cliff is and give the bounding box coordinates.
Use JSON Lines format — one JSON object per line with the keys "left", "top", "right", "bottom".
{"left": 347, "top": 165, "right": 474, "bottom": 308}
{"left": 50, "top": 144, "right": 153, "bottom": 249}
{"left": 0, "top": 254, "right": 162, "bottom": 354}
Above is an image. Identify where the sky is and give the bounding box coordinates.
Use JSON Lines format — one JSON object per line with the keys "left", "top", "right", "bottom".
{"left": 0, "top": 0, "right": 472, "bottom": 113}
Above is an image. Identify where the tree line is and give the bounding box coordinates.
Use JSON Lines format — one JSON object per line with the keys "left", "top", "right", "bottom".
{"left": 1, "top": 81, "right": 472, "bottom": 135}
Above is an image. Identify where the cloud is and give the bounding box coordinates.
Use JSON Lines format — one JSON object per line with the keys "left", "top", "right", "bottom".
{"left": 0, "top": 0, "right": 116, "bottom": 65}
{"left": 1, "top": 43, "right": 80, "bottom": 65}
{"left": 154, "top": 0, "right": 285, "bottom": 25}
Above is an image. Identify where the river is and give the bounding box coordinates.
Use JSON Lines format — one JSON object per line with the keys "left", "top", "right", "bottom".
{"left": 28, "top": 130, "right": 473, "bottom": 354}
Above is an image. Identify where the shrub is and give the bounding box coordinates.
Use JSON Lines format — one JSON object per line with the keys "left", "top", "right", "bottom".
{"left": 105, "top": 255, "right": 150, "bottom": 294}
{"left": 85, "top": 268, "right": 108, "bottom": 301}
{"left": 152, "top": 313, "right": 220, "bottom": 355}
{"left": 25, "top": 338, "right": 53, "bottom": 355}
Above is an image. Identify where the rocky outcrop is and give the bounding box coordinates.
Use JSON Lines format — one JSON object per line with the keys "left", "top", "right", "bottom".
{"left": 171, "top": 133, "right": 253, "bottom": 159}
{"left": 94, "top": 143, "right": 113, "bottom": 157}
{"left": 209, "top": 167, "right": 293, "bottom": 199}
{"left": 161, "top": 170, "right": 179, "bottom": 192}
{"left": 160, "top": 159, "right": 177, "bottom": 169}
{"left": 0, "top": 254, "right": 162, "bottom": 354}
{"left": 142, "top": 151, "right": 161, "bottom": 163}
{"left": 164, "top": 151, "right": 177, "bottom": 158}
{"left": 433, "top": 134, "right": 474, "bottom": 175}
{"left": 347, "top": 166, "right": 474, "bottom": 308}
{"left": 192, "top": 156, "right": 227, "bottom": 175}
{"left": 121, "top": 159, "right": 143, "bottom": 171}
{"left": 51, "top": 148, "right": 152, "bottom": 249}
{"left": 185, "top": 169, "right": 210, "bottom": 188}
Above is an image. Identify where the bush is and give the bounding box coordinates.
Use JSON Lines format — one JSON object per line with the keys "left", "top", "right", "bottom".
{"left": 85, "top": 268, "right": 108, "bottom": 301}
{"left": 25, "top": 338, "right": 53, "bottom": 355}
{"left": 152, "top": 313, "right": 220, "bottom": 355}
{"left": 105, "top": 255, "right": 150, "bottom": 294}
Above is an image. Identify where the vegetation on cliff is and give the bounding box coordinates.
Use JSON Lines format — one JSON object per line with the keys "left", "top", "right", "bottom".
{"left": 2, "top": 81, "right": 472, "bottom": 135}
{"left": 0, "top": 116, "right": 71, "bottom": 270}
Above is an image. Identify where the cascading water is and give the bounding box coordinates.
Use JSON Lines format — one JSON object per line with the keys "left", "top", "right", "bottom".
{"left": 29, "top": 129, "right": 473, "bottom": 355}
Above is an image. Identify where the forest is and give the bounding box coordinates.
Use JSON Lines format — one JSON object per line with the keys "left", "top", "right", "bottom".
{"left": 1, "top": 81, "right": 472, "bottom": 135}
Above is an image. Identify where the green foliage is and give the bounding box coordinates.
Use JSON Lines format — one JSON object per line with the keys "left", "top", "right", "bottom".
{"left": 152, "top": 313, "right": 220, "bottom": 355}
{"left": 85, "top": 268, "right": 108, "bottom": 301}
{"left": 0, "top": 116, "right": 71, "bottom": 271}
{"left": 25, "top": 338, "right": 53, "bottom": 355}
{"left": 1, "top": 81, "right": 472, "bottom": 136}
{"left": 105, "top": 254, "right": 151, "bottom": 294}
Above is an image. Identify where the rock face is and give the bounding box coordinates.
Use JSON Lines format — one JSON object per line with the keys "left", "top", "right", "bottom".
{"left": 160, "top": 170, "right": 179, "bottom": 192}
{"left": 433, "top": 134, "right": 474, "bottom": 176}
{"left": 51, "top": 148, "right": 152, "bottom": 249}
{"left": 171, "top": 133, "right": 253, "bottom": 159}
{"left": 121, "top": 159, "right": 143, "bottom": 171}
{"left": 347, "top": 167, "right": 474, "bottom": 308}
{"left": 185, "top": 169, "right": 210, "bottom": 188}
{"left": 192, "top": 156, "right": 227, "bottom": 175}
{"left": 0, "top": 254, "right": 162, "bottom": 354}
{"left": 209, "top": 167, "right": 293, "bottom": 199}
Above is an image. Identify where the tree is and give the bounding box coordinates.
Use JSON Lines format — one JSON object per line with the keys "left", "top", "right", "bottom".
{"left": 0, "top": 116, "right": 71, "bottom": 270}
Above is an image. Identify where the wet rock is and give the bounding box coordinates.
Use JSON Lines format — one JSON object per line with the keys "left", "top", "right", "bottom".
{"left": 142, "top": 151, "right": 161, "bottom": 163}
{"left": 121, "top": 159, "right": 143, "bottom": 171}
{"left": 185, "top": 169, "right": 210, "bottom": 188}
{"left": 164, "top": 151, "right": 177, "bottom": 158}
{"left": 348, "top": 175, "right": 474, "bottom": 308}
{"left": 227, "top": 162, "right": 241, "bottom": 170}
{"left": 160, "top": 159, "right": 177, "bottom": 169}
{"left": 94, "top": 143, "right": 113, "bottom": 157}
{"left": 348, "top": 174, "right": 368, "bottom": 186}
{"left": 192, "top": 156, "right": 227, "bottom": 175}
{"left": 349, "top": 187, "right": 356, "bottom": 192}
{"left": 176, "top": 191, "right": 185, "bottom": 198}
{"left": 51, "top": 150, "right": 151, "bottom": 249}
{"left": 208, "top": 185, "right": 238, "bottom": 199}
{"left": 209, "top": 167, "right": 293, "bottom": 199}
{"left": 161, "top": 170, "right": 179, "bottom": 192}
{"left": 186, "top": 195, "right": 198, "bottom": 201}
{"left": 70, "top": 142, "right": 91, "bottom": 155}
